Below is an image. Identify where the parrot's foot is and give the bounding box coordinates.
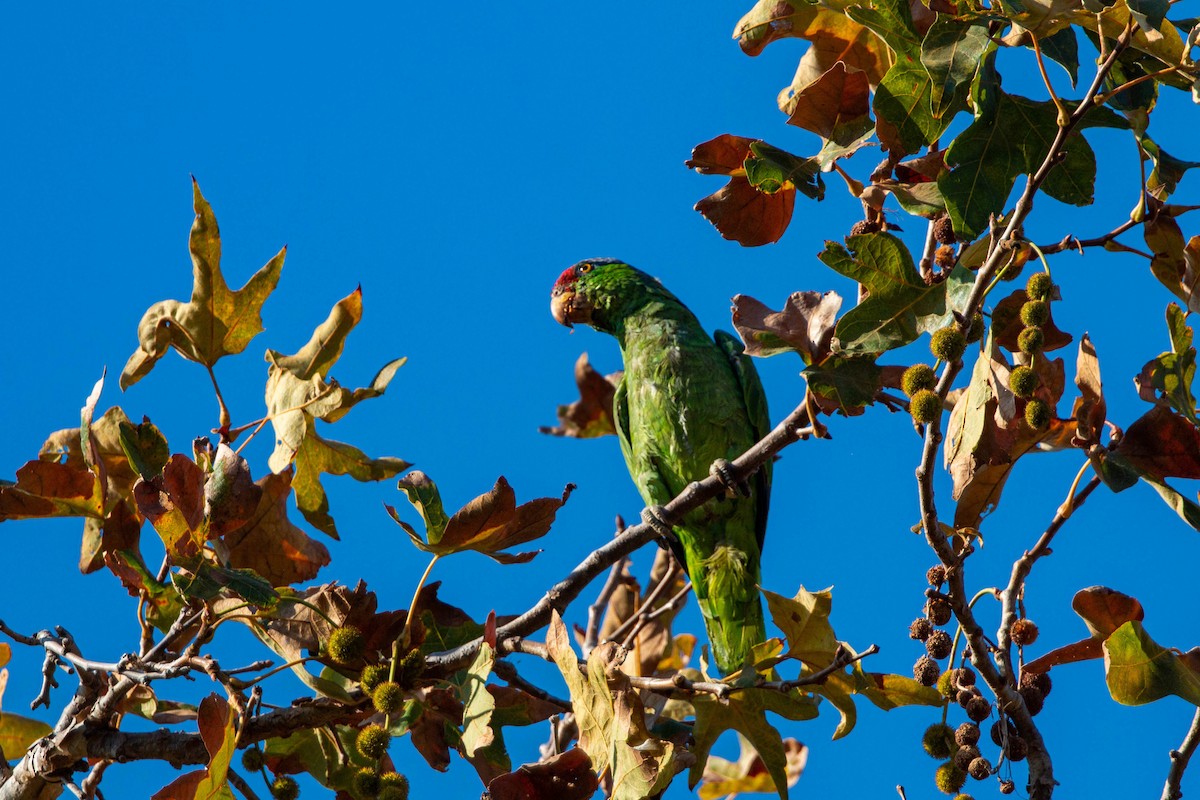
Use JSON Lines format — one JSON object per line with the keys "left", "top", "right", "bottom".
{"left": 640, "top": 505, "right": 673, "bottom": 537}
{"left": 709, "top": 458, "right": 750, "bottom": 497}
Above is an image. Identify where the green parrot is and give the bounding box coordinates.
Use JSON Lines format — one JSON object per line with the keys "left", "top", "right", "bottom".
{"left": 550, "top": 258, "right": 771, "bottom": 675}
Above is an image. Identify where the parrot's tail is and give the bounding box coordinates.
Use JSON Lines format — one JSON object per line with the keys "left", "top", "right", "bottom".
{"left": 697, "top": 544, "right": 766, "bottom": 675}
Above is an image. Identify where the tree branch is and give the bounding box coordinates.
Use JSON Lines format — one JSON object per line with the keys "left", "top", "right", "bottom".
{"left": 425, "top": 398, "right": 816, "bottom": 675}
{"left": 1162, "top": 707, "right": 1200, "bottom": 800}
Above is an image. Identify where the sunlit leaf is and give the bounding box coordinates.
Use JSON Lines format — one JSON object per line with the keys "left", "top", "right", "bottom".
{"left": 122, "top": 179, "right": 284, "bottom": 389}
{"left": 540, "top": 353, "right": 620, "bottom": 438}
{"left": 731, "top": 291, "right": 841, "bottom": 363}
{"left": 761, "top": 586, "right": 838, "bottom": 668}
{"left": 1136, "top": 304, "right": 1198, "bottom": 425}
{"left": 222, "top": 468, "right": 331, "bottom": 586}
{"left": 697, "top": 735, "right": 806, "bottom": 800}
{"left": 1104, "top": 621, "right": 1200, "bottom": 706}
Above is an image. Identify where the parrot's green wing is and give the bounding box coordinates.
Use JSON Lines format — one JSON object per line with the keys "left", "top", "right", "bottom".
{"left": 715, "top": 330, "right": 772, "bottom": 551}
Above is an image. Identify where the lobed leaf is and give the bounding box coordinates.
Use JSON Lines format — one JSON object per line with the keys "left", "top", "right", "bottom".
{"left": 540, "top": 353, "right": 620, "bottom": 438}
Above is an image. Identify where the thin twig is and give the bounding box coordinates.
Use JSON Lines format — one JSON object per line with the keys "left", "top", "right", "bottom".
{"left": 1162, "top": 707, "right": 1200, "bottom": 800}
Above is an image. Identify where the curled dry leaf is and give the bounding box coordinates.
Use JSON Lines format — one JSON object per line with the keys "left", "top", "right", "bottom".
{"left": 731, "top": 291, "right": 841, "bottom": 364}
{"left": 540, "top": 353, "right": 620, "bottom": 438}
{"left": 487, "top": 747, "right": 599, "bottom": 800}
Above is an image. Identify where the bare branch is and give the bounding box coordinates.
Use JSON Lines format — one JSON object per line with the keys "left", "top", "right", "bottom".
{"left": 1162, "top": 707, "right": 1200, "bottom": 800}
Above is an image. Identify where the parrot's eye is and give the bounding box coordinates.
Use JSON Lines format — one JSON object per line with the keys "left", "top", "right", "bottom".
{"left": 578, "top": 263, "right": 594, "bottom": 274}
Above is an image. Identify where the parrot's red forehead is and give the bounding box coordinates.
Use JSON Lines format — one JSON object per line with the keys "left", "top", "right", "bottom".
{"left": 552, "top": 266, "right": 577, "bottom": 292}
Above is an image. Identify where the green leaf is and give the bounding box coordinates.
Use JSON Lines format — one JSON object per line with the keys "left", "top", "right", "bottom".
{"left": 119, "top": 418, "right": 170, "bottom": 481}
{"left": 265, "top": 287, "right": 409, "bottom": 538}
{"left": 1104, "top": 621, "right": 1200, "bottom": 706}
{"left": 262, "top": 725, "right": 387, "bottom": 793}
{"left": 391, "top": 473, "right": 573, "bottom": 564}
{"left": 1140, "top": 304, "right": 1198, "bottom": 424}
{"left": 921, "top": 19, "right": 994, "bottom": 120}
{"left": 460, "top": 642, "right": 497, "bottom": 758}
{"left": 173, "top": 564, "right": 278, "bottom": 607}
{"left": 939, "top": 91, "right": 1128, "bottom": 238}
{"left": 885, "top": 181, "right": 946, "bottom": 218}
{"left": 1141, "top": 135, "right": 1200, "bottom": 200}
{"left": 745, "top": 142, "right": 824, "bottom": 200}
{"left": 122, "top": 179, "right": 284, "bottom": 389}
{"left": 802, "top": 354, "right": 884, "bottom": 416}
{"left": 1040, "top": 25, "right": 1080, "bottom": 85}
{"left": 819, "top": 233, "right": 972, "bottom": 354}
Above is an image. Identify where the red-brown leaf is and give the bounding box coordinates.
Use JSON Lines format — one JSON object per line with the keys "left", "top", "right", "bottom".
{"left": 487, "top": 748, "right": 599, "bottom": 800}
{"left": 695, "top": 177, "right": 795, "bottom": 247}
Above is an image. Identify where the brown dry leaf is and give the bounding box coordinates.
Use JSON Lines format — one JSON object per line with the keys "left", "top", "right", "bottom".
{"left": 487, "top": 747, "right": 599, "bottom": 800}
{"left": 203, "top": 442, "right": 262, "bottom": 539}
{"left": 223, "top": 468, "right": 331, "bottom": 587}
{"left": 687, "top": 135, "right": 797, "bottom": 247}
{"left": 783, "top": 61, "right": 872, "bottom": 145}
{"left": 122, "top": 179, "right": 284, "bottom": 389}
{"left": 731, "top": 291, "right": 841, "bottom": 363}
{"left": 540, "top": 353, "right": 620, "bottom": 438}
{"left": 1072, "top": 334, "right": 1107, "bottom": 445}
{"left": 735, "top": 0, "right": 892, "bottom": 84}
{"left": 407, "top": 686, "right": 463, "bottom": 772}
{"left": 991, "top": 288, "right": 1073, "bottom": 353}
{"left": 1116, "top": 406, "right": 1200, "bottom": 480}
{"left": 594, "top": 549, "right": 687, "bottom": 677}
{"left": 133, "top": 454, "right": 208, "bottom": 566}
{"left": 1073, "top": 586, "right": 1146, "bottom": 639}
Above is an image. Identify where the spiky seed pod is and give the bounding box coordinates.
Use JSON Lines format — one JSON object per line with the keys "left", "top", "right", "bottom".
{"left": 360, "top": 664, "right": 389, "bottom": 694}
{"left": 1024, "top": 399, "right": 1051, "bottom": 430}
{"left": 964, "top": 312, "right": 985, "bottom": 344}
{"left": 926, "top": 564, "right": 947, "bottom": 586}
{"left": 953, "top": 667, "right": 976, "bottom": 687}
{"left": 926, "top": 597, "right": 953, "bottom": 626}
{"left": 326, "top": 626, "right": 366, "bottom": 665}
{"left": 356, "top": 725, "right": 391, "bottom": 761}
{"left": 353, "top": 768, "right": 382, "bottom": 797}
{"left": 1000, "top": 779, "right": 1016, "bottom": 795}
{"left": 915, "top": 655, "right": 942, "bottom": 686}
{"left": 927, "top": 630, "right": 953, "bottom": 660}
{"left": 373, "top": 681, "right": 405, "bottom": 715}
{"left": 910, "top": 389, "right": 943, "bottom": 424}
{"left": 935, "top": 244, "right": 957, "bottom": 269}
{"left": 1017, "top": 326, "right": 1045, "bottom": 355}
{"left": 910, "top": 618, "right": 935, "bottom": 641}
{"left": 241, "top": 747, "right": 264, "bottom": 772}
{"left": 378, "top": 773, "right": 410, "bottom": 800}
{"left": 967, "top": 756, "right": 992, "bottom": 780}
{"left": 965, "top": 695, "right": 992, "bottom": 722}
{"left": 903, "top": 364, "right": 939, "bottom": 396}
{"left": 935, "top": 762, "right": 968, "bottom": 795}
{"left": 850, "top": 219, "right": 881, "bottom": 236}
{"left": 923, "top": 723, "right": 958, "bottom": 759}
{"left": 953, "top": 744, "right": 981, "bottom": 771}
{"left": 934, "top": 215, "right": 957, "bottom": 245}
{"left": 990, "top": 719, "right": 1019, "bottom": 746}
{"left": 1011, "top": 618, "right": 1040, "bottom": 646}
{"left": 271, "top": 776, "right": 300, "bottom": 800}
{"left": 1020, "top": 686, "right": 1045, "bottom": 716}
{"left": 1020, "top": 299, "right": 1050, "bottom": 327}
{"left": 395, "top": 648, "right": 426, "bottom": 688}
{"left": 957, "top": 689, "right": 975, "bottom": 708}
{"left": 1026, "top": 272, "right": 1054, "bottom": 301}
{"left": 1020, "top": 671, "right": 1052, "bottom": 696}
{"left": 955, "top": 722, "right": 981, "bottom": 748}
{"left": 931, "top": 326, "right": 968, "bottom": 362}
{"left": 953, "top": 795, "right": 976, "bottom": 800}
{"left": 1005, "top": 734, "right": 1028, "bottom": 761}
{"left": 1008, "top": 366, "right": 1039, "bottom": 398}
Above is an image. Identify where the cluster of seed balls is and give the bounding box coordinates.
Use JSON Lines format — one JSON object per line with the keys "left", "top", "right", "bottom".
{"left": 901, "top": 315, "right": 982, "bottom": 425}
{"left": 910, "top": 569, "right": 1052, "bottom": 794}
{"left": 238, "top": 626, "right": 416, "bottom": 799}
{"left": 1009, "top": 272, "right": 1056, "bottom": 430}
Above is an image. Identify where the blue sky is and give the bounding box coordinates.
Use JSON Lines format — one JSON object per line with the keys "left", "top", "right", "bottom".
{"left": 2, "top": 3, "right": 1199, "bottom": 798}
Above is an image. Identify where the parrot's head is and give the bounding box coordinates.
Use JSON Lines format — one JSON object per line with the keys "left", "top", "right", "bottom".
{"left": 551, "top": 258, "right": 664, "bottom": 334}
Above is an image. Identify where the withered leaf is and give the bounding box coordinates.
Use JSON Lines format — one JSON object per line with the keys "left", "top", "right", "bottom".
{"left": 391, "top": 472, "right": 573, "bottom": 564}
{"left": 123, "top": 179, "right": 284, "bottom": 389}
{"left": 783, "top": 61, "right": 872, "bottom": 146}
{"left": 1072, "top": 333, "right": 1107, "bottom": 445}
{"left": 1146, "top": 204, "right": 1200, "bottom": 313}
{"left": 540, "top": 353, "right": 620, "bottom": 438}
{"left": 487, "top": 747, "right": 599, "bottom": 800}
{"left": 1115, "top": 405, "right": 1200, "bottom": 480}
{"left": 134, "top": 454, "right": 207, "bottom": 567}
{"left": 698, "top": 735, "right": 807, "bottom": 800}
{"left": 223, "top": 468, "right": 331, "bottom": 587}
{"left": 204, "top": 443, "right": 262, "bottom": 539}
{"left": 991, "top": 288, "right": 1073, "bottom": 354}
{"left": 731, "top": 291, "right": 841, "bottom": 363}
{"left": 264, "top": 287, "right": 409, "bottom": 538}
{"left": 695, "top": 176, "right": 795, "bottom": 248}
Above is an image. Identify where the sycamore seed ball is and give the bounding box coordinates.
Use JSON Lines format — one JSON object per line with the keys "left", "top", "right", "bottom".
{"left": 967, "top": 756, "right": 992, "bottom": 780}
{"left": 955, "top": 722, "right": 981, "bottom": 747}
{"left": 379, "top": 773, "right": 410, "bottom": 800}
{"left": 954, "top": 744, "right": 981, "bottom": 771}
{"left": 1008, "top": 366, "right": 1039, "bottom": 398}
{"left": 1020, "top": 299, "right": 1050, "bottom": 327}
{"left": 964, "top": 312, "right": 985, "bottom": 344}
{"left": 271, "top": 776, "right": 300, "bottom": 800}
{"left": 1026, "top": 272, "right": 1053, "bottom": 301}
{"left": 326, "top": 625, "right": 366, "bottom": 665}
{"left": 965, "top": 695, "right": 992, "bottom": 722}
{"left": 373, "top": 681, "right": 405, "bottom": 715}
{"left": 1017, "top": 326, "right": 1045, "bottom": 355}
{"left": 361, "top": 664, "right": 389, "bottom": 694}
{"left": 935, "top": 762, "right": 968, "bottom": 794}
{"left": 915, "top": 655, "right": 942, "bottom": 686}
{"left": 903, "top": 364, "right": 938, "bottom": 396}
{"left": 910, "top": 618, "right": 934, "bottom": 641}
{"left": 1025, "top": 399, "right": 1052, "bottom": 430}
{"left": 1011, "top": 618, "right": 1040, "bottom": 645}
{"left": 931, "top": 326, "right": 968, "bottom": 362}
{"left": 926, "top": 564, "right": 947, "bottom": 585}
{"left": 353, "top": 769, "right": 381, "bottom": 797}
{"left": 923, "top": 723, "right": 957, "bottom": 759}
{"left": 356, "top": 725, "right": 391, "bottom": 761}
{"left": 1000, "top": 779, "right": 1016, "bottom": 794}
{"left": 953, "top": 795, "right": 976, "bottom": 800}
{"left": 241, "top": 747, "right": 264, "bottom": 772}
{"left": 926, "top": 597, "right": 953, "bottom": 626}
{"left": 911, "top": 390, "right": 943, "bottom": 424}
{"left": 926, "top": 630, "right": 953, "bottom": 660}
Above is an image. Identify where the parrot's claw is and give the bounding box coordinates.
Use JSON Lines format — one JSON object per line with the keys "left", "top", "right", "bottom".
{"left": 641, "top": 505, "right": 674, "bottom": 538}
{"left": 710, "top": 458, "right": 750, "bottom": 497}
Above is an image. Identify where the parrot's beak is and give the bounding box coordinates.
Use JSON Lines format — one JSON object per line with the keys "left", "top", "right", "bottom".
{"left": 551, "top": 284, "right": 591, "bottom": 328}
